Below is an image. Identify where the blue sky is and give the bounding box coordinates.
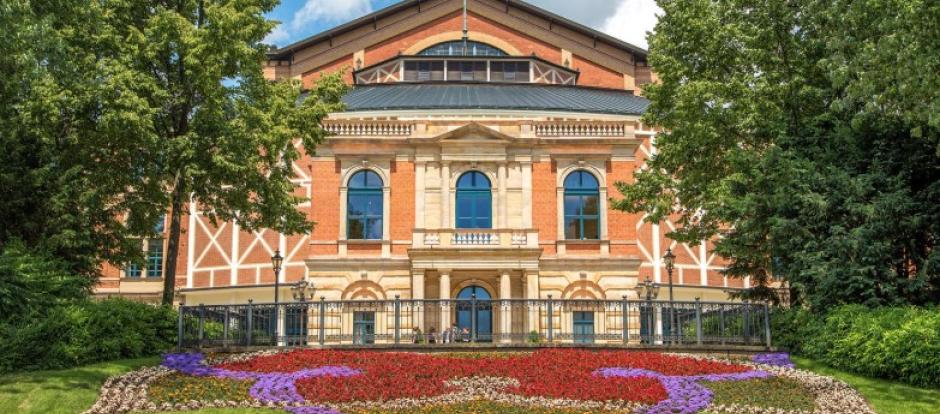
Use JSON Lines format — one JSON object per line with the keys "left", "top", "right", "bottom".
{"left": 264, "top": 0, "right": 661, "bottom": 50}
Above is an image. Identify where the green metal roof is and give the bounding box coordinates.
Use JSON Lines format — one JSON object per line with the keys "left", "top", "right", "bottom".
{"left": 334, "top": 84, "right": 649, "bottom": 115}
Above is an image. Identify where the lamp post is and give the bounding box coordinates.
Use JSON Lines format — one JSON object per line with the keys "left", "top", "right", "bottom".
{"left": 290, "top": 279, "right": 315, "bottom": 346}
{"left": 633, "top": 278, "right": 660, "bottom": 344}
{"left": 663, "top": 248, "right": 676, "bottom": 342}
{"left": 271, "top": 250, "right": 283, "bottom": 344}
{"left": 290, "top": 279, "right": 315, "bottom": 302}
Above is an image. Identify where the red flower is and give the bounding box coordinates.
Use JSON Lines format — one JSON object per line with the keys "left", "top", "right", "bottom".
{"left": 219, "top": 349, "right": 750, "bottom": 404}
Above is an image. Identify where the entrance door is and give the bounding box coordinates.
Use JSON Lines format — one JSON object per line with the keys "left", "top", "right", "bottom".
{"left": 573, "top": 311, "right": 595, "bottom": 343}
{"left": 456, "top": 286, "right": 492, "bottom": 342}
{"left": 353, "top": 311, "right": 375, "bottom": 344}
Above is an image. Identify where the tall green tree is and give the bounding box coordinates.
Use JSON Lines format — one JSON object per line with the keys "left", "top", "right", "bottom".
{"left": 1, "top": 0, "right": 160, "bottom": 282}
{"left": 612, "top": 0, "right": 940, "bottom": 309}
{"left": 0, "top": 0, "right": 347, "bottom": 305}
{"left": 106, "top": 0, "right": 347, "bottom": 304}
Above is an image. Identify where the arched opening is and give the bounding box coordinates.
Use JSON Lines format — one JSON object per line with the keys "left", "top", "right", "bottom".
{"left": 418, "top": 40, "right": 507, "bottom": 56}
{"left": 563, "top": 170, "right": 600, "bottom": 240}
{"left": 456, "top": 171, "right": 492, "bottom": 229}
{"left": 347, "top": 170, "right": 383, "bottom": 240}
{"left": 455, "top": 285, "right": 492, "bottom": 342}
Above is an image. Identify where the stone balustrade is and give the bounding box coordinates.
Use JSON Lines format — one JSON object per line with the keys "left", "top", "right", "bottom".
{"left": 415, "top": 229, "right": 536, "bottom": 248}
{"left": 534, "top": 122, "right": 626, "bottom": 137}
{"left": 324, "top": 121, "right": 414, "bottom": 136}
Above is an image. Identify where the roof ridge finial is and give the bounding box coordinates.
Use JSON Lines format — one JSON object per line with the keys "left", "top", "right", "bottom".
{"left": 462, "top": 0, "right": 469, "bottom": 55}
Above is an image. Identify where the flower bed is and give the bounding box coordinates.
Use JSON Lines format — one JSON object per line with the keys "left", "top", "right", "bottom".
{"left": 83, "top": 350, "right": 875, "bottom": 414}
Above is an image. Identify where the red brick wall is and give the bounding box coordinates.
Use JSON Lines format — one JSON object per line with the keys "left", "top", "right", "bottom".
{"left": 390, "top": 160, "right": 415, "bottom": 244}
{"left": 310, "top": 160, "right": 341, "bottom": 256}
{"left": 532, "top": 161, "right": 557, "bottom": 254}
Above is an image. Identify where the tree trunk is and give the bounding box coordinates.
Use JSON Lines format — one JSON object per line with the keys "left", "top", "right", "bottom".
{"left": 162, "top": 174, "right": 185, "bottom": 305}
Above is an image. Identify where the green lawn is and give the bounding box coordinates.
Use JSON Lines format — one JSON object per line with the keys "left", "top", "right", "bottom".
{"left": 0, "top": 357, "right": 159, "bottom": 414}
{"left": 0, "top": 356, "right": 278, "bottom": 414}
{"left": 793, "top": 356, "right": 940, "bottom": 414}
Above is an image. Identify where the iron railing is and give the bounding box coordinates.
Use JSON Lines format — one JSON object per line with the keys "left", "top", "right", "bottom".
{"left": 178, "top": 296, "right": 772, "bottom": 349}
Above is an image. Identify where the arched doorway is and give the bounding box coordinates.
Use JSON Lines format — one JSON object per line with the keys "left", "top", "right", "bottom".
{"left": 456, "top": 286, "right": 492, "bottom": 342}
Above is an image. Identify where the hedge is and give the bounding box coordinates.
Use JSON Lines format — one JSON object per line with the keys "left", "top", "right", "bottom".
{"left": 0, "top": 298, "right": 177, "bottom": 373}
{"left": 773, "top": 304, "right": 940, "bottom": 387}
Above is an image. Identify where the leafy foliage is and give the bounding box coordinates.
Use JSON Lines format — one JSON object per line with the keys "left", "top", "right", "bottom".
{"left": 0, "top": 242, "right": 91, "bottom": 324}
{"left": 612, "top": 0, "right": 940, "bottom": 308}
{"left": 0, "top": 298, "right": 177, "bottom": 373}
{"left": 705, "top": 377, "right": 816, "bottom": 412}
{"left": 0, "top": 1, "right": 346, "bottom": 300}
{"left": 149, "top": 373, "right": 253, "bottom": 405}
{"left": 773, "top": 305, "right": 940, "bottom": 387}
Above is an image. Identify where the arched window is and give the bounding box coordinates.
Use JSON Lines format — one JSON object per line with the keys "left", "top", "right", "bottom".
{"left": 456, "top": 171, "right": 492, "bottom": 229}
{"left": 563, "top": 171, "right": 600, "bottom": 240}
{"left": 418, "top": 40, "right": 507, "bottom": 56}
{"left": 347, "top": 170, "right": 383, "bottom": 240}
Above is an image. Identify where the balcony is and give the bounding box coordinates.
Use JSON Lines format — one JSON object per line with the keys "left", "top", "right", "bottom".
{"left": 413, "top": 228, "right": 539, "bottom": 249}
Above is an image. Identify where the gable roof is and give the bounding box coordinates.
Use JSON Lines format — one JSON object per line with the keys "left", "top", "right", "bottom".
{"left": 326, "top": 83, "right": 650, "bottom": 115}
{"left": 267, "top": 0, "right": 647, "bottom": 60}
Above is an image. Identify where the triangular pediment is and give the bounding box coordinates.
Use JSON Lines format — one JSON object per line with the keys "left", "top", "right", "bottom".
{"left": 267, "top": 0, "right": 644, "bottom": 78}
{"left": 434, "top": 122, "right": 515, "bottom": 144}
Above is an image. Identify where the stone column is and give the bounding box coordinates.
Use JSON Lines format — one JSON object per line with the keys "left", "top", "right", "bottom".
{"left": 521, "top": 161, "right": 532, "bottom": 229}
{"left": 440, "top": 161, "right": 451, "bottom": 229}
{"left": 498, "top": 163, "right": 508, "bottom": 229}
{"left": 525, "top": 270, "right": 540, "bottom": 336}
{"left": 439, "top": 270, "right": 451, "bottom": 338}
{"left": 412, "top": 269, "right": 425, "bottom": 333}
{"left": 500, "top": 270, "right": 512, "bottom": 342}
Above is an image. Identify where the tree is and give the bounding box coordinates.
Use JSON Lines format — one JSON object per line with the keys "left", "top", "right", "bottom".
{"left": 0, "top": 0, "right": 164, "bottom": 281}
{"left": 103, "top": 0, "right": 347, "bottom": 304}
{"left": 612, "top": 0, "right": 940, "bottom": 309}
{"left": 0, "top": 0, "right": 347, "bottom": 306}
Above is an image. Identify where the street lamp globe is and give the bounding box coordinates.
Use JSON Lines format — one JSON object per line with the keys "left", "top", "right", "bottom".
{"left": 271, "top": 250, "right": 284, "bottom": 274}
{"left": 663, "top": 248, "right": 676, "bottom": 274}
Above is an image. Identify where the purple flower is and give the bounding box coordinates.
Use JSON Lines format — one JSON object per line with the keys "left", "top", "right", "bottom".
{"left": 752, "top": 352, "right": 795, "bottom": 368}
{"left": 161, "top": 353, "right": 360, "bottom": 405}
{"left": 596, "top": 367, "right": 771, "bottom": 414}
{"left": 284, "top": 407, "right": 343, "bottom": 414}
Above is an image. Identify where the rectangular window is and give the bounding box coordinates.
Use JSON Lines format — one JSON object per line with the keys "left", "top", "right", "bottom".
{"left": 348, "top": 192, "right": 383, "bottom": 240}
{"left": 125, "top": 238, "right": 165, "bottom": 279}
{"left": 146, "top": 238, "right": 164, "bottom": 278}
{"left": 564, "top": 194, "right": 600, "bottom": 240}
{"left": 403, "top": 61, "right": 444, "bottom": 82}
{"left": 126, "top": 263, "right": 142, "bottom": 278}
{"left": 491, "top": 61, "right": 530, "bottom": 83}
{"left": 447, "top": 61, "right": 485, "bottom": 81}
{"left": 573, "top": 311, "right": 595, "bottom": 343}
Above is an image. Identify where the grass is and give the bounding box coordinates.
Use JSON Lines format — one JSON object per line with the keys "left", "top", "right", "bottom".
{"left": 793, "top": 356, "right": 940, "bottom": 414}
{"left": 0, "top": 357, "right": 159, "bottom": 414}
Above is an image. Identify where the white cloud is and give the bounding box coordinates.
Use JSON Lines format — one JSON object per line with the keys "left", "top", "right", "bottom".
{"left": 290, "top": 0, "right": 372, "bottom": 31}
{"left": 263, "top": 24, "right": 291, "bottom": 45}
{"left": 528, "top": 0, "right": 624, "bottom": 27}
{"left": 265, "top": 0, "right": 373, "bottom": 47}
{"left": 600, "top": 0, "right": 662, "bottom": 49}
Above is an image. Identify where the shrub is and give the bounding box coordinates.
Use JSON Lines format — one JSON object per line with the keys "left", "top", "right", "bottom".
{"left": 773, "top": 305, "right": 940, "bottom": 387}
{"left": 0, "top": 298, "right": 177, "bottom": 373}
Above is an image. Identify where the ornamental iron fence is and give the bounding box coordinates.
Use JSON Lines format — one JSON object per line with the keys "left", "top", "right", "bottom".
{"left": 178, "top": 297, "right": 772, "bottom": 350}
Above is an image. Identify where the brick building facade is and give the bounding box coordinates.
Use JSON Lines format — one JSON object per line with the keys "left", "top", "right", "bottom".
{"left": 95, "top": 0, "right": 747, "bottom": 307}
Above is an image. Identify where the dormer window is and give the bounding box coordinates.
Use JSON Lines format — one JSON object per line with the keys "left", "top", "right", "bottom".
{"left": 491, "top": 61, "right": 530, "bottom": 82}
{"left": 404, "top": 61, "right": 444, "bottom": 81}
{"left": 449, "top": 61, "right": 486, "bottom": 81}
